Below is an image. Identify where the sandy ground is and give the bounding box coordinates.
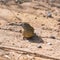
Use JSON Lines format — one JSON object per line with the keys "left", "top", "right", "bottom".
{"left": 0, "top": 1, "right": 60, "bottom": 60}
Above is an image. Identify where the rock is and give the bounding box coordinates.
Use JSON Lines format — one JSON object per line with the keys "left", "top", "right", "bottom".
{"left": 47, "top": 42, "right": 52, "bottom": 45}
{"left": 37, "top": 44, "right": 42, "bottom": 48}
{"left": 19, "top": 30, "right": 22, "bottom": 33}
{"left": 46, "top": 11, "right": 53, "bottom": 18}
{"left": 41, "top": 24, "right": 45, "bottom": 26}
{"left": 50, "top": 36, "right": 56, "bottom": 39}
{"left": 35, "top": 17, "right": 37, "bottom": 19}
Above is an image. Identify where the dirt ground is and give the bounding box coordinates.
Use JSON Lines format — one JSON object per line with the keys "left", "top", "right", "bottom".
{"left": 0, "top": 1, "right": 60, "bottom": 60}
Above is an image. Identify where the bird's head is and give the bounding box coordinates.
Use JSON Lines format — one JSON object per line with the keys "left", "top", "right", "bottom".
{"left": 20, "top": 22, "right": 30, "bottom": 29}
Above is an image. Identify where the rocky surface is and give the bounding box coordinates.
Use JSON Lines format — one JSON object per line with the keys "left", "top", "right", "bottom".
{"left": 0, "top": 0, "right": 60, "bottom": 60}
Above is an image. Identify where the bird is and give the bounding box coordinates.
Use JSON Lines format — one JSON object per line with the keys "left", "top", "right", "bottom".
{"left": 8, "top": 22, "right": 35, "bottom": 39}
{"left": 20, "top": 22, "right": 35, "bottom": 39}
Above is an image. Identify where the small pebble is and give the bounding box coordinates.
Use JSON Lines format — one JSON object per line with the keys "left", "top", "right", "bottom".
{"left": 41, "top": 24, "right": 45, "bottom": 26}
{"left": 43, "top": 15, "right": 46, "bottom": 17}
{"left": 19, "top": 30, "right": 22, "bottom": 33}
{"left": 47, "top": 43, "right": 52, "bottom": 45}
{"left": 37, "top": 45, "right": 42, "bottom": 48}
{"left": 50, "top": 36, "right": 56, "bottom": 39}
{"left": 35, "top": 17, "right": 37, "bottom": 19}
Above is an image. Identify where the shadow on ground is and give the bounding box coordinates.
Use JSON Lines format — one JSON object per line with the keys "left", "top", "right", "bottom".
{"left": 27, "top": 34, "right": 44, "bottom": 43}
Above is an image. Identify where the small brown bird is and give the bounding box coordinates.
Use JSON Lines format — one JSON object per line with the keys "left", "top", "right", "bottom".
{"left": 20, "top": 22, "right": 35, "bottom": 39}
